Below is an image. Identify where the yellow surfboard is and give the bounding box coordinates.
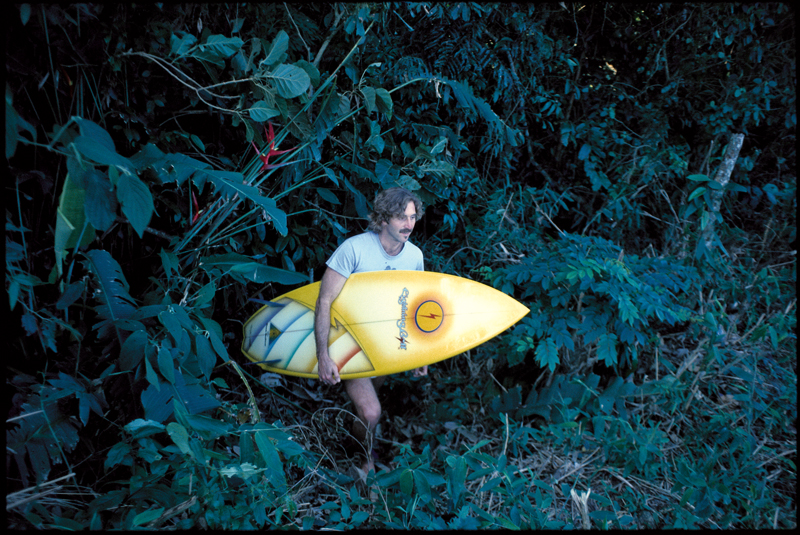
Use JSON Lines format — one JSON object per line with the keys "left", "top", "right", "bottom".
{"left": 241, "top": 270, "right": 529, "bottom": 379}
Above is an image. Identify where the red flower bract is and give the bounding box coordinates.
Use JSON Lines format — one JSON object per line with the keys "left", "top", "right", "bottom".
{"left": 250, "top": 122, "right": 297, "bottom": 173}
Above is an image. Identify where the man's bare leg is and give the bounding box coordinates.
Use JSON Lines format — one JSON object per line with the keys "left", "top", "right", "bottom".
{"left": 344, "top": 376, "right": 386, "bottom": 475}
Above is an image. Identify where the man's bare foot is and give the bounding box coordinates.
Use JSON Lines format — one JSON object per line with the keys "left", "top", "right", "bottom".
{"left": 362, "top": 456, "right": 379, "bottom": 503}
{"left": 350, "top": 454, "right": 379, "bottom": 502}
{"left": 353, "top": 450, "right": 376, "bottom": 479}
{"left": 361, "top": 455, "right": 375, "bottom": 476}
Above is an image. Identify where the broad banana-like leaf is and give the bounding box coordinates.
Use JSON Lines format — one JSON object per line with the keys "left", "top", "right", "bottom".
{"left": 54, "top": 173, "right": 96, "bottom": 279}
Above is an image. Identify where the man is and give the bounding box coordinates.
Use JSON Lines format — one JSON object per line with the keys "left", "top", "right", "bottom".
{"left": 314, "top": 187, "right": 427, "bottom": 476}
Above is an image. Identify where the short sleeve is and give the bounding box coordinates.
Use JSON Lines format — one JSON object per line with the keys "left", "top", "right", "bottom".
{"left": 326, "top": 239, "right": 357, "bottom": 278}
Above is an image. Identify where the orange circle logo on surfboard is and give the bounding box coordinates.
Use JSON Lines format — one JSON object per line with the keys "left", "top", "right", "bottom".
{"left": 415, "top": 301, "right": 444, "bottom": 333}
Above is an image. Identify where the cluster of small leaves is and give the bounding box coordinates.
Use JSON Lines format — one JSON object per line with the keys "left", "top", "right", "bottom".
{"left": 491, "top": 233, "right": 699, "bottom": 373}
{"left": 96, "top": 412, "right": 309, "bottom": 529}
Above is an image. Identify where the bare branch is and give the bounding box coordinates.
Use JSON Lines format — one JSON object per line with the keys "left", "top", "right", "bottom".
{"left": 313, "top": 6, "right": 345, "bottom": 69}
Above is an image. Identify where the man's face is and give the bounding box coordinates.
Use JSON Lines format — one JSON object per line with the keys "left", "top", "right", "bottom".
{"left": 381, "top": 200, "right": 417, "bottom": 245}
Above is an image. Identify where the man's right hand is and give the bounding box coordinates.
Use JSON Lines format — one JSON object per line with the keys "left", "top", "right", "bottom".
{"left": 315, "top": 268, "right": 348, "bottom": 386}
{"left": 318, "top": 352, "right": 340, "bottom": 385}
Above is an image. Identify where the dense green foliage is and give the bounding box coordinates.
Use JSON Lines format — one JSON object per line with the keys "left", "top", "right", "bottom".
{"left": 6, "top": 2, "right": 795, "bottom": 529}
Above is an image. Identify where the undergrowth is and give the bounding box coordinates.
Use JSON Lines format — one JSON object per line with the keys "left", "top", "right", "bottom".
{"left": 8, "top": 310, "right": 794, "bottom": 529}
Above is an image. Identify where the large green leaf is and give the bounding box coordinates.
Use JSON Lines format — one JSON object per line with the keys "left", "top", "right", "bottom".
{"left": 6, "top": 97, "right": 20, "bottom": 159}
{"left": 255, "top": 431, "right": 287, "bottom": 492}
{"left": 205, "top": 34, "right": 244, "bottom": 57}
{"left": 7, "top": 395, "right": 80, "bottom": 486}
{"left": 190, "top": 34, "right": 244, "bottom": 67}
{"left": 360, "top": 86, "right": 377, "bottom": 114}
{"left": 199, "top": 253, "right": 308, "bottom": 285}
{"left": 72, "top": 118, "right": 134, "bottom": 173}
{"left": 193, "top": 332, "right": 217, "bottom": 379}
{"left": 119, "top": 330, "right": 148, "bottom": 371}
{"left": 375, "top": 88, "right": 393, "bottom": 119}
{"left": 262, "top": 30, "right": 289, "bottom": 66}
{"left": 158, "top": 310, "right": 184, "bottom": 345}
{"left": 129, "top": 143, "right": 211, "bottom": 186}
{"left": 124, "top": 419, "right": 166, "bottom": 439}
{"left": 270, "top": 64, "right": 311, "bottom": 99}
{"left": 416, "top": 160, "right": 455, "bottom": 179}
{"left": 141, "top": 369, "right": 221, "bottom": 424}
{"left": 338, "top": 160, "right": 377, "bottom": 183}
{"left": 316, "top": 187, "right": 340, "bottom": 205}
{"left": 249, "top": 100, "right": 281, "bottom": 123}
{"left": 132, "top": 507, "right": 165, "bottom": 528}
{"left": 375, "top": 159, "right": 398, "bottom": 185}
{"left": 75, "top": 117, "right": 115, "bottom": 152}
{"left": 395, "top": 175, "right": 422, "bottom": 191}
{"left": 84, "top": 169, "right": 118, "bottom": 232}
{"left": 166, "top": 422, "right": 193, "bottom": 456}
{"left": 157, "top": 346, "right": 175, "bottom": 385}
{"left": 183, "top": 413, "right": 232, "bottom": 441}
{"left": 446, "top": 455, "right": 468, "bottom": 509}
{"left": 82, "top": 249, "right": 136, "bottom": 322}
{"left": 170, "top": 32, "right": 197, "bottom": 57}
{"left": 116, "top": 174, "right": 154, "bottom": 238}
{"left": 295, "top": 59, "right": 320, "bottom": 87}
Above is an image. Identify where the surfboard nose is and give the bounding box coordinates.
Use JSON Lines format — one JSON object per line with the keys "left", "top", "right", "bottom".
{"left": 509, "top": 298, "right": 530, "bottom": 323}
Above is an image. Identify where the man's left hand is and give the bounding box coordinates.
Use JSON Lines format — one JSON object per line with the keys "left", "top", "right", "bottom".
{"left": 412, "top": 366, "right": 428, "bottom": 377}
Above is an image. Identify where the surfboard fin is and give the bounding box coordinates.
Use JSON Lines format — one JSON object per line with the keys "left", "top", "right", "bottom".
{"left": 253, "top": 358, "right": 283, "bottom": 366}
{"left": 248, "top": 298, "right": 286, "bottom": 306}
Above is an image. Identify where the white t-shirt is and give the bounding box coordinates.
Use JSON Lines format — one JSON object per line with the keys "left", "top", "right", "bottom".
{"left": 326, "top": 231, "right": 424, "bottom": 277}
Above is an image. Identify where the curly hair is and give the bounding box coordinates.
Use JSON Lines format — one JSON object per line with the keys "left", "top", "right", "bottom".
{"left": 367, "top": 187, "right": 423, "bottom": 232}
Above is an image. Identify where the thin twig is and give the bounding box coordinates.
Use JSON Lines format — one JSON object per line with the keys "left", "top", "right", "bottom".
{"left": 284, "top": 3, "right": 312, "bottom": 61}
{"left": 112, "top": 216, "right": 175, "bottom": 241}
{"left": 530, "top": 194, "right": 564, "bottom": 235}
{"left": 640, "top": 210, "right": 683, "bottom": 229}
{"left": 502, "top": 413, "right": 510, "bottom": 457}
{"left": 145, "top": 496, "right": 198, "bottom": 528}
{"left": 498, "top": 193, "right": 515, "bottom": 230}
{"left": 553, "top": 448, "right": 601, "bottom": 483}
{"left": 121, "top": 51, "right": 242, "bottom": 113}
{"left": 599, "top": 468, "right": 636, "bottom": 490}
{"left": 674, "top": 337, "right": 708, "bottom": 380}
{"left": 757, "top": 449, "right": 796, "bottom": 469}
{"left": 7, "top": 410, "right": 44, "bottom": 423}
{"left": 659, "top": 188, "right": 682, "bottom": 225}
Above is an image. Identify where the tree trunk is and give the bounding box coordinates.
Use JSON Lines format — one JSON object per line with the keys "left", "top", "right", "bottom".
{"left": 701, "top": 133, "right": 745, "bottom": 252}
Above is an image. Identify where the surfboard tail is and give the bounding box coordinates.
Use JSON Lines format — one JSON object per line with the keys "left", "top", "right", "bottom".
{"left": 241, "top": 298, "right": 375, "bottom": 376}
